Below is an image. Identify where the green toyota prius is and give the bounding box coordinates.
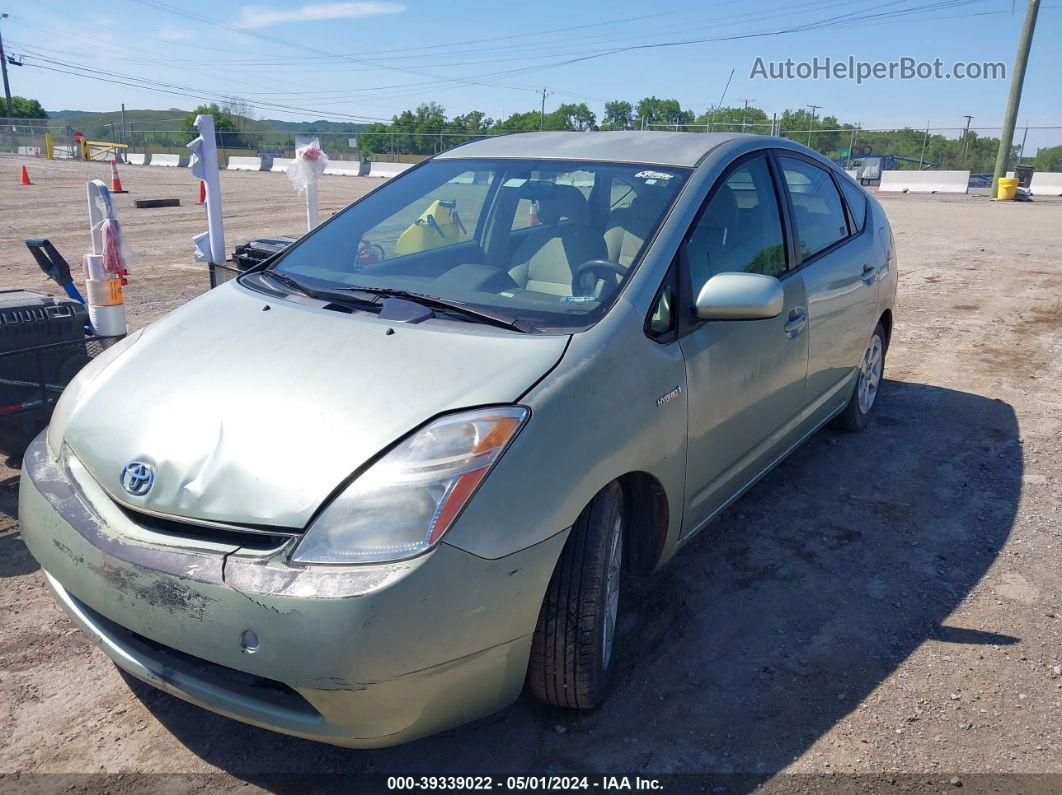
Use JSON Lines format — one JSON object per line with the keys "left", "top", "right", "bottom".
{"left": 19, "top": 131, "right": 896, "bottom": 747}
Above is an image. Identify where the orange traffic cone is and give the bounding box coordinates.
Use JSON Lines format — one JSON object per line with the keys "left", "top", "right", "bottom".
{"left": 19, "top": 165, "right": 32, "bottom": 185}
{"left": 197, "top": 179, "right": 206, "bottom": 205}
{"left": 109, "top": 161, "right": 128, "bottom": 193}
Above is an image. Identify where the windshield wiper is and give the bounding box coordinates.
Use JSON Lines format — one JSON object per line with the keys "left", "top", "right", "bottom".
{"left": 336, "top": 286, "right": 530, "bottom": 333}
{"left": 259, "top": 270, "right": 316, "bottom": 297}
{"left": 258, "top": 274, "right": 528, "bottom": 333}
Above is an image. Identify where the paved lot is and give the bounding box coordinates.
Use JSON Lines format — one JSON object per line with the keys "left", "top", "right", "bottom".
{"left": 1, "top": 156, "right": 1061, "bottom": 788}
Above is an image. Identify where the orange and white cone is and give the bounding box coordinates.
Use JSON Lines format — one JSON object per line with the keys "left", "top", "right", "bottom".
{"left": 19, "top": 165, "right": 32, "bottom": 185}
{"left": 528, "top": 200, "right": 540, "bottom": 226}
{"left": 109, "top": 161, "right": 128, "bottom": 193}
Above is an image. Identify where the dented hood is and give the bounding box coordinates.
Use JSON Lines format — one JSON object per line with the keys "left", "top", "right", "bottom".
{"left": 63, "top": 282, "right": 567, "bottom": 528}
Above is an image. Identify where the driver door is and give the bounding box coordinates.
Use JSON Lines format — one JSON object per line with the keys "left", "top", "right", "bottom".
{"left": 678, "top": 153, "right": 810, "bottom": 536}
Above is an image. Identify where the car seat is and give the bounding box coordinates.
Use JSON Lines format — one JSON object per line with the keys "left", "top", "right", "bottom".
{"left": 508, "top": 185, "right": 607, "bottom": 296}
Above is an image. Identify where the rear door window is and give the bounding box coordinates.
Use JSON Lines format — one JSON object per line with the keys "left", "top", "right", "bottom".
{"left": 777, "top": 156, "right": 850, "bottom": 260}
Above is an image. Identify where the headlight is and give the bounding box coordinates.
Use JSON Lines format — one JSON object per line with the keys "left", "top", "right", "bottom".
{"left": 47, "top": 329, "right": 145, "bottom": 458}
{"left": 292, "top": 406, "right": 529, "bottom": 564}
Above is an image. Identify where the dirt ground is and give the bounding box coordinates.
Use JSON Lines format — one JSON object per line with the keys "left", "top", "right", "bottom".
{"left": 1, "top": 156, "right": 1061, "bottom": 790}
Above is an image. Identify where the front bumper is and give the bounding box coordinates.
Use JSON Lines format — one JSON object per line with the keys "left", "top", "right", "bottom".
{"left": 18, "top": 433, "right": 567, "bottom": 747}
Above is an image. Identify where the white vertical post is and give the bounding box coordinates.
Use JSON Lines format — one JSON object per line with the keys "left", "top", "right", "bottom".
{"left": 306, "top": 180, "right": 320, "bottom": 231}
{"left": 189, "top": 114, "right": 225, "bottom": 266}
{"left": 86, "top": 178, "right": 110, "bottom": 255}
{"left": 286, "top": 137, "right": 327, "bottom": 232}
{"left": 83, "top": 178, "right": 128, "bottom": 336}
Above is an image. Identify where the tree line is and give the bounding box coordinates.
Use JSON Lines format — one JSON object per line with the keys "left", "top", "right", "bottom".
{"left": 357, "top": 98, "right": 1043, "bottom": 173}
{"left": 12, "top": 95, "right": 1060, "bottom": 173}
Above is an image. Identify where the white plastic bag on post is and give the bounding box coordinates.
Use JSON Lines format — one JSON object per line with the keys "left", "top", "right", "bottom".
{"left": 84, "top": 179, "right": 132, "bottom": 337}
{"left": 286, "top": 137, "right": 328, "bottom": 231}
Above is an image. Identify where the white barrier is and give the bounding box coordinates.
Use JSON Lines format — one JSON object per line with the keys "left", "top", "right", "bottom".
{"left": 270, "top": 158, "right": 293, "bottom": 173}
{"left": 126, "top": 153, "right": 147, "bottom": 165}
{"left": 17, "top": 146, "right": 41, "bottom": 157}
{"left": 878, "top": 170, "right": 969, "bottom": 194}
{"left": 1030, "top": 172, "right": 1062, "bottom": 196}
{"left": 227, "top": 156, "right": 266, "bottom": 171}
{"left": 150, "top": 153, "right": 185, "bottom": 167}
{"left": 845, "top": 169, "right": 858, "bottom": 181}
{"left": 369, "top": 161, "right": 412, "bottom": 179}
{"left": 324, "top": 159, "right": 363, "bottom": 177}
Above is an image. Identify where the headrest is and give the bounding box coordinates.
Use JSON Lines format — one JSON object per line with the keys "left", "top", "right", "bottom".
{"left": 535, "top": 184, "right": 590, "bottom": 226}
{"left": 628, "top": 190, "right": 671, "bottom": 220}
{"left": 702, "top": 184, "right": 738, "bottom": 231}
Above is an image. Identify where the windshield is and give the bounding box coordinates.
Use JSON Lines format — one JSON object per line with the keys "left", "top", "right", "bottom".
{"left": 268, "top": 157, "right": 689, "bottom": 332}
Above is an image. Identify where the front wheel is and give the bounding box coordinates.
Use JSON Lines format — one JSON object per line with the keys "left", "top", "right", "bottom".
{"left": 528, "top": 482, "right": 625, "bottom": 709}
{"left": 835, "top": 322, "right": 887, "bottom": 431}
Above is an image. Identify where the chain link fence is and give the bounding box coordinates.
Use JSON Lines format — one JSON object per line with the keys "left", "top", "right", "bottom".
{"left": 3, "top": 117, "right": 1058, "bottom": 175}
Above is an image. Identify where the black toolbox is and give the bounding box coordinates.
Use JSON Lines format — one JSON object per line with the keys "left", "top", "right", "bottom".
{"left": 0, "top": 289, "right": 88, "bottom": 352}
{"left": 0, "top": 290, "right": 93, "bottom": 456}
{"left": 232, "top": 238, "right": 293, "bottom": 271}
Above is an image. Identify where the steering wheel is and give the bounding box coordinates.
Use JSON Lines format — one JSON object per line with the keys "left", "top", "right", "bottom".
{"left": 571, "top": 259, "right": 628, "bottom": 296}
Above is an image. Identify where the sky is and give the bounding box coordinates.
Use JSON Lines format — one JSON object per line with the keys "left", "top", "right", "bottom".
{"left": 4, "top": 0, "right": 1061, "bottom": 150}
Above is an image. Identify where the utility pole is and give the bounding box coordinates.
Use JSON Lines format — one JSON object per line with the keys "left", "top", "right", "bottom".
{"left": 806, "top": 104, "right": 821, "bottom": 147}
{"left": 739, "top": 98, "right": 754, "bottom": 133}
{"left": 0, "top": 13, "right": 13, "bottom": 118}
{"left": 121, "top": 103, "right": 127, "bottom": 146}
{"left": 918, "top": 122, "right": 930, "bottom": 169}
{"left": 960, "top": 115, "right": 974, "bottom": 165}
{"left": 539, "top": 87, "right": 552, "bottom": 131}
{"left": 992, "top": 0, "right": 1040, "bottom": 197}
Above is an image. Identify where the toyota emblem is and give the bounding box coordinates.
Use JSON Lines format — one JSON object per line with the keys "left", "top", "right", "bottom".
{"left": 120, "top": 462, "right": 154, "bottom": 496}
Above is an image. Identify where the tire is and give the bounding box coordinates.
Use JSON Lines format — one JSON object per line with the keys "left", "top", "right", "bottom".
{"left": 835, "top": 322, "right": 887, "bottom": 432}
{"left": 529, "top": 482, "right": 625, "bottom": 709}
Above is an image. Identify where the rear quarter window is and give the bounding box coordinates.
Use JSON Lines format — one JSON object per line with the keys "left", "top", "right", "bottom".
{"left": 838, "top": 177, "right": 868, "bottom": 233}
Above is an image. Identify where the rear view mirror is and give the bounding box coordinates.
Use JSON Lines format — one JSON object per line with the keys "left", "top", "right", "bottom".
{"left": 694, "top": 272, "right": 784, "bottom": 321}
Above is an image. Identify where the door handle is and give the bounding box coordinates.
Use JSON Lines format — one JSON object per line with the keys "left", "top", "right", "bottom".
{"left": 862, "top": 263, "right": 876, "bottom": 286}
{"left": 784, "top": 309, "right": 807, "bottom": 338}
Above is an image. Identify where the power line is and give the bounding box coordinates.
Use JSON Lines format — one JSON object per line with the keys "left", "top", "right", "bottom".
{"left": 130, "top": 0, "right": 541, "bottom": 94}
{"left": 10, "top": 0, "right": 1026, "bottom": 124}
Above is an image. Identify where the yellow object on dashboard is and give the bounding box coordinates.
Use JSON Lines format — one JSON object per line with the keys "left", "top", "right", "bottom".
{"left": 396, "top": 200, "right": 466, "bottom": 256}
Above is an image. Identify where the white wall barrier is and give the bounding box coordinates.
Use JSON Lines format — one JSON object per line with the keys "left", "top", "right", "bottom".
{"left": 227, "top": 156, "right": 266, "bottom": 171}
{"left": 844, "top": 169, "right": 858, "bottom": 181}
{"left": 323, "top": 159, "right": 364, "bottom": 177}
{"left": 270, "top": 158, "right": 293, "bottom": 173}
{"left": 368, "top": 161, "right": 413, "bottom": 179}
{"left": 17, "top": 146, "right": 41, "bottom": 157}
{"left": 126, "top": 153, "right": 147, "bottom": 165}
{"left": 149, "top": 153, "right": 186, "bottom": 167}
{"left": 1030, "top": 172, "right": 1062, "bottom": 196}
{"left": 878, "top": 170, "right": 970, "bottom": 194}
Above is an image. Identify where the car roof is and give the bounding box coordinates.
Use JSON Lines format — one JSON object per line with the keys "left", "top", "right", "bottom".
{"left": 435, "top": 131, "right": 748, "bottom": 168}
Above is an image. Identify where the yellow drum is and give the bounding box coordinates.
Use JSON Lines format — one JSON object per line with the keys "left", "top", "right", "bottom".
{"left": 997, "top": 177, "right": 1019, "bottom": 201}
{"left": 396, "top": 200, "right": 466, "bottom": 255}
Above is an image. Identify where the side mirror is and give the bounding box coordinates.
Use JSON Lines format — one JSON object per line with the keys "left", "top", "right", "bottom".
{"left": 694, "top": 272, "right": 784, "bottom": 321}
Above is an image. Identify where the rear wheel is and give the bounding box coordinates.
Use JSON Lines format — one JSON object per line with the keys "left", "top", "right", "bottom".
{"left": 529, "top": 482, "right": 624, "bottom": 709}
{"left": 835, "top": 322, "right": 887, "bottom": 432}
